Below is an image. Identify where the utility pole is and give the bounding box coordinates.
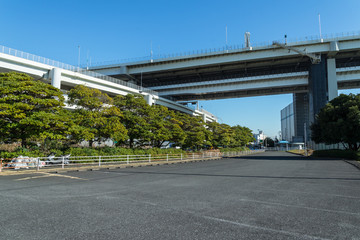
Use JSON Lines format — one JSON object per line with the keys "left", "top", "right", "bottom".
{"left": 150, "top": 41, "right": 153, "bottom": 63}
{"left": 77, "top": 45, "right": 81, "bottom": 72}
{"left": 318, "top": 13, "right": 323, "bottom": 41}
{"left": 225, "top": 25, "right": 228, "bottom": 51}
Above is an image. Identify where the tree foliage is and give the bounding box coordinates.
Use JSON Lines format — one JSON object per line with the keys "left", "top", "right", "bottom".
{"left": 113, "top": 94, "right": 151, "bottom": 148}
{"left": 0, "top": 72, "right": 256, "bottom": 153}
{"left": 264, "top": 137, "right": 275, "bottom": 147}
{"left": 231, "top": 125, "right": 255, "bottom": 147}
{"left": 147, "top": 106, "right": 185, "bottom": 148}
{"left": 311, "top": 94, "right": 360, "bottom": 151}
{"left": 177, "top": 113, "right": 208, "bottom": 150}
{"left": 0, "top": 72, "right": 65, "bottom": 146}
{"left": 68, "top": 85, "right": 127, "bottom": 146}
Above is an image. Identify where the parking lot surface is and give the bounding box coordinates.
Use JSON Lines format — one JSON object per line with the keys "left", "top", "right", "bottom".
{"left": 0, "top": 151, "right": 359, "bottom": 240}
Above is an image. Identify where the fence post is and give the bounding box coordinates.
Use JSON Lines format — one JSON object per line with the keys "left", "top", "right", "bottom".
{"left": 62, "top": 157, "right": 64, "bottom": 169}
{"left": 181, "top": 153, "right": 183, "bottom": 161}
{"left": 127, "top": 155, "right": 129, "bottom": 164}
{"left": 37, "top": 158, "right": 40, "bottom": 171}
{"left": 167, "top": 154, "right": 169, "bottom": 162}
{"left": 99, "top": 156, "right": 101, "bottom": 167}
{"left": 149, "top": 154, "right": 151, "bottom": 163}
{"left": 192, "top": 153, "right": 194, "bottom": 160}
{"left": 0, "top": 159, "right": 2, "bottom": 172}
{"left": 202, "top": 153, "right": 204, "bottom": 159}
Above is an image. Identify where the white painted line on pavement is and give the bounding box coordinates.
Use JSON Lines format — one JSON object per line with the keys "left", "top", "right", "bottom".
{"left": 202, "top": 215, "right": 331, "bottom": 240}
{"left": 15, "top": 172, "right": 86, "bottom": 181}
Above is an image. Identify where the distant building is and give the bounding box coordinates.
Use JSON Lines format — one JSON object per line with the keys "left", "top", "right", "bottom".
{"left": 253, "top": 130, "right": 267, "bottom": 146}
{"left": 280, "top": 103, "right": 294, "bottom": 142}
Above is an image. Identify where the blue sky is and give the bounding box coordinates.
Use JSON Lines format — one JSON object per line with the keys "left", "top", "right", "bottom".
{"left": 1, "top": 0, "right": 360, "bottom": 138}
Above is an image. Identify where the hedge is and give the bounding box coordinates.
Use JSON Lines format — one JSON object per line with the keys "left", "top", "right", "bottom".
{"left": 312, "top": 149, "right": 360, "bottom": 160}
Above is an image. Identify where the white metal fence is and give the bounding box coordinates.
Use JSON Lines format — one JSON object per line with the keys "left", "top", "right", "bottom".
{"left": 0, "top": 150, "right": 264, "bottom": 172}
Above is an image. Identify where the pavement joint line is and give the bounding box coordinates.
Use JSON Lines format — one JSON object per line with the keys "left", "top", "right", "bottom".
{"left": 237, "top": 198, "right": 360, "bottom": 216}
{"left": 202, "top": 215, "right": 330, "bottom": 240}
{"left": 244, "top": 185, "right": 360, "bottom": 200}
{"left": 123, "top": 194, "right": 331, "bottom": 240}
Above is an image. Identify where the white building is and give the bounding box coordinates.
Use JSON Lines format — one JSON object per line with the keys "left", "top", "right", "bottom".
{"left": 253, "top": 130, "right": 267, "bottom": 146}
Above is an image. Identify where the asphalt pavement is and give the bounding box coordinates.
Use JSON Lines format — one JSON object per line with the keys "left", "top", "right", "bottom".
{"left": 0, "top": 151, "right": 359, "bottom": 240}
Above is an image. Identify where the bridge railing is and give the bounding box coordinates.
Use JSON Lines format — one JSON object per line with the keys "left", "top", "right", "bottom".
{"left": 0, "top": 45, "right": 158, "bottom": 96}
{"left": 89, "top": 31, "right": 360, "bottom": 67}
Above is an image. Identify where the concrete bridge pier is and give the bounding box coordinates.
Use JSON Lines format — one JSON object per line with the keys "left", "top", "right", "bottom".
{"left": 293, "top": 92, "right": 309, "bottom": 142}
{"left": 293, "top": 55, "right": 338, "bottom": 142}
{"left": 50, "top": 68, "right": 62, "bottom": 89}
{"left": 144, "top": 94, "right": 155, "bottom": 105}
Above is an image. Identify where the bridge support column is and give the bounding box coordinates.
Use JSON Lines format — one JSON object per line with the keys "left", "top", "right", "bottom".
{"left": 144, "top": 94, "right": 155, "bottom": 105}
{"left": 306, "top": 55, "right": 338, "bottom": 141}
{"left": 308, "top": 55, "right": 328, "bottom": 124}
{"left": 327, "top": 58, "right": 338, "bottom": 101}
{"left": 202, "top": 113, "right": 206, "bottom": 123}
{"left": 50, "top": 68, "right": 61, "bottom": 89}
{"left": 293, "top": 93, "right": 309, "bottom": 142}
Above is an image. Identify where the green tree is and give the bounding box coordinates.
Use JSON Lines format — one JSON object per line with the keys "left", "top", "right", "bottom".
{"left": 311, "top": 93, "right": 360, "bottom": 151}
{"left": 113, "top": 94, "right": 151, "bottom": 148}
{"left": 178, "top": 113, "right": 209, "bottom": 150}
{"left": 231, "top": 125, "right": 255, "bottom": 147}
{"left": 0, "top": 72, "right": 66, "bottom": 147}
{"left": 68, "top": 85, "right": 127, "bottom": 146}
{"left": 147, "top": 105, "right": 186, "bottom": 148}
{"left": 264, "top": 137, "right": 275, "bottom": 147}
{"left": 207, "top": 122, "right": 234, "bottom": 148}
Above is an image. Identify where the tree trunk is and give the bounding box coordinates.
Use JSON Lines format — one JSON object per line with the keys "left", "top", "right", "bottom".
{"left": 21, "top": 138, "right": 26, "bottom": 148}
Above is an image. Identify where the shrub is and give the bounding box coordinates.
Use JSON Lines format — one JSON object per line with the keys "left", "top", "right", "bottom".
{"left": 219, "top": 147, "right": 248, "bottom": 153}
{"left": 0, "top": 146, "right": 188, "bottom": 160}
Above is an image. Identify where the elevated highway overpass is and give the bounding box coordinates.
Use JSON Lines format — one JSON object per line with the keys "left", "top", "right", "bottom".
{"left": 91, "top": 34, "right": 360, "bottom": 100}
{"left": 90, "top": 33, "right": 360, "bottom": 141}
{"left": 0, "top": 46, "right": 217, "bottom": 123}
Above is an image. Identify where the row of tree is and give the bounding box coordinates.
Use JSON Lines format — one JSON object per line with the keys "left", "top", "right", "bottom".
{"left": 0, "top": 72, "right": 255, "bottom": 151}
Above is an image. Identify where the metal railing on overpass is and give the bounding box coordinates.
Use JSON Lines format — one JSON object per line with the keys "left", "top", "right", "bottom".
{"left": 89, "top": 31, "right": 360, "bottom": 67}
{"left": 0, "top": 45, "right": 158, "bottom": 96}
